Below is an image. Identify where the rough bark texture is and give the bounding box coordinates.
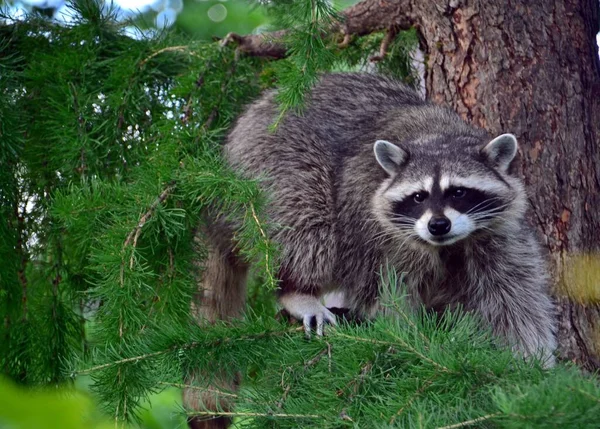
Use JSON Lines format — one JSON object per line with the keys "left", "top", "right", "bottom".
{"left": 226, "top": 0, "right": 600, "bottom": 369}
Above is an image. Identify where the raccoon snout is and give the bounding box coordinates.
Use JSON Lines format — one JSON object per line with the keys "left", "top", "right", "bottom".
{"left": 428, "top": 216, "right": 451, "bottom": 236}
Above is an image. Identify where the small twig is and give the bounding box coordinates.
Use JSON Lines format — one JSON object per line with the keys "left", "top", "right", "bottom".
{"left": 338, "top": 33, "right": 352, "bottom": 48}
{"left": 337, "top": 362, "right": 373, "bottom": 398}
{"left": 123, "top": 183, "right": 175, "bottom": 269}
{"left": 569, "top": 386, "right": 600, "bottom": 403}
{"left": 187, "top": 410, "right": 320, "bottom": 419}
{"left": 370, "top": 25, "right": 398, "bottom": 62}
{"left": 249, "top": 202, "right": 276, "bottom": 288}
{"left": 305, "top": 346, "right": 329, "bottom": 369}
{"left": 384, "top": 329, "right": 451, "bottom": 373}
{"left": 337, "top": 361, "right": 373, "bottom": 421}
{"left": 158, "top": 382, "right": 238, "bottom": 398}
{"left": 118, "top": 183, "right": 175, "bottom": 340}
{"left": 389, "top": 374, "right": 437, "bottom": 424}
{"left": 181, "top": 63, "right": 211, "bottom": 125}
{"left": 77, "top": 343, "right": 197, "bottom": 375}
{"left": 277, "top": 346, "right": 330, "bottom": 409}
{"left": 139, "top": 46, "right": 198, "bottom": 66}
{"left": 334, "top": 332, "right": 396, "bottom": 346}
{"left": 336, "top": 330, "right": 450, "bottom": 372}
{"left": 436, "top": 413, "right": 502, "bottom": 429}
{"left": 188, "top": 50, "right": 239, "bottom": 130}
{"left": 277, "top": 385, "right": 292, "bottom": 409}
{"left": 15, "top": 197, "right": 29, "bottom": 321}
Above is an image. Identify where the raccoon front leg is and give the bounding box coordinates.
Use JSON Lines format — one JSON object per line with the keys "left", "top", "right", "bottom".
{"left": 183, "top": 228, "right": 249, "bottom": 429}
{"left": 473, "top": 285, "right": 556, "bottom": 367}
{"left": 272, "top": 211, "right": 339, "bottom": 336}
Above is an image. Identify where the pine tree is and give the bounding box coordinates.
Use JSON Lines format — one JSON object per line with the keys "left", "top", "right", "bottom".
{"left": 1, "top": 1, "right": 599, "bottom": 428}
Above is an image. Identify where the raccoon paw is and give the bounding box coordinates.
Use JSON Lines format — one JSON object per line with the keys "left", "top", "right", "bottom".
{"left": 279, "top": 293, "right": 337, "bottom": 337}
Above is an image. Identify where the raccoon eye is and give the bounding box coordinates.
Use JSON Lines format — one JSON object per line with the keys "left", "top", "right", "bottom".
{"left": 452, "top": 188, "right": 467, "bottom": 199}
{"left": 413, "top": 192, "right": 428, "bottom": 203}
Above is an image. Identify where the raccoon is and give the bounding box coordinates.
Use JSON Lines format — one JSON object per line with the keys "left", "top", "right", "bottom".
{"left": 185, "top": 73, "right": 556, "bottom": 427}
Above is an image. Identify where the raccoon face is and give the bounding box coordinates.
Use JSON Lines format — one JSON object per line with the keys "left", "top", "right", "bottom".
{"left": 373, "top": 134, "right": 521, "bottom": 247}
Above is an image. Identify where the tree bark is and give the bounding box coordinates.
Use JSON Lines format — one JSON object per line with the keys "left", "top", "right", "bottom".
{"left": 228, "top": 0, "right": 600, "bottom": 370}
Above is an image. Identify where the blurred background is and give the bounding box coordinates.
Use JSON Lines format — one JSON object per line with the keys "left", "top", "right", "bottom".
{"left": 1, "top": 0, "right": 359, "bottom": 39}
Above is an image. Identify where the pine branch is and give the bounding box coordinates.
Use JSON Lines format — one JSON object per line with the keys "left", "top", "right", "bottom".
{"left": 75, "top": 326, "right": 304, "bottom": 376}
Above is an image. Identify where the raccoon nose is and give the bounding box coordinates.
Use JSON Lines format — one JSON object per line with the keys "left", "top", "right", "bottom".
{"left": 428, "top": 216, "right": 451, "bottom": 236}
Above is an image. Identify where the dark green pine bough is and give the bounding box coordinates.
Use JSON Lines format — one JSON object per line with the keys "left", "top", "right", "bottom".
{"left": 0, "top": 0, "right": 598, "bottom": 427}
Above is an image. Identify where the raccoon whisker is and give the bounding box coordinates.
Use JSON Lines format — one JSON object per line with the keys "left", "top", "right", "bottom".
{"left": 468, "top": 203, "right": 512, "bottom": 217}
{"left": 363, "top": 215, "right": 416, "bottom": 228}
{"left": 472, "top": 215, "right": 514, "bottom": 226}
{"left": 466, "top": 198, "right": 506, "bottom": 214}
{"left": 363, "top": 219, "right": 414, "bottom": 230}
{"left": 364, "top": 231, "right": 401, "bottom": 247}
{"left": 365, "top": 211, "right": 417, "bottom": 222}
{"left": 390, "top": 218, "right": 418, "bottom": 225}
{"left": 469, "top": 211, "right": 508, "bottom": 220}
{"left": 471, "top": 218, "right": 508, "bottom": 226}
{"left": 378, "top": 210, "right": 418, "bottom": 219}
{"left": 365, "top": 226, "right": 417, "bottom": 246}
{"left": 469, "top": 208, "right": 512, "bottom": 221}
{"left": 375, "top": 226, "right": 415, "bottom": 238}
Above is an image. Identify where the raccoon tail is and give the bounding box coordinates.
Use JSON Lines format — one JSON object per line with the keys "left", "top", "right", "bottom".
{"left": 183, "top": 225, "right": 248, "bottom": 429}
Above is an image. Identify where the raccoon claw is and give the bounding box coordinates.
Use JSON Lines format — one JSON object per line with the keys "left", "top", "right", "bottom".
{"left": 279, "top": 293, "right": 337, "bottom": 338}
{"left": 303, "top": 308, "right": 337, "bottom": 338}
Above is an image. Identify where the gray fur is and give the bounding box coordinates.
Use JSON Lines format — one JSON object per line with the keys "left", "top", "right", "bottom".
{"left": 216, "top": 73, "right": 556, "bottom": 364}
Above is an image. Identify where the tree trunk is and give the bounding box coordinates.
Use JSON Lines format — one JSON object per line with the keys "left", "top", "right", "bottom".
{"left": 408, "top": 0, "right": 600, "bottom": 370}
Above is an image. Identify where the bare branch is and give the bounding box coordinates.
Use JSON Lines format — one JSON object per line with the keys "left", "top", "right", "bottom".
{"left": 222, "top": 0, "right": 417, "bottom": 58}
{"left": 221, "top": 30, "right": 288, "bottom": 59}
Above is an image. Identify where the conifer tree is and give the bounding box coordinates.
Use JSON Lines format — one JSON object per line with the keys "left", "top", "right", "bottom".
{"left": 1, "top": 1, "right": 599, "bottom": 428}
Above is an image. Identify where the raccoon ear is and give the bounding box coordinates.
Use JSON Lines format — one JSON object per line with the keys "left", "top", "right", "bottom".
{"left": 374, "top": 140, "right": 409, "bottom": 175}
{"left": 481, "top": 134, "right": 518, "bottom": 172}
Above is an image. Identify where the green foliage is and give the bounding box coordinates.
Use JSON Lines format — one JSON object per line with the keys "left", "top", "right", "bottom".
{"left": 0, "top": 1, "right": 274, "bottom": 420}
{"left": 2, "top": 1, "right": 598, "bottom": 428}
{"left": 263, "top": 0, "right": 340, "bottom": 125}
{"left": 74, "top": 272, "right": 600, "bottom": 428}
